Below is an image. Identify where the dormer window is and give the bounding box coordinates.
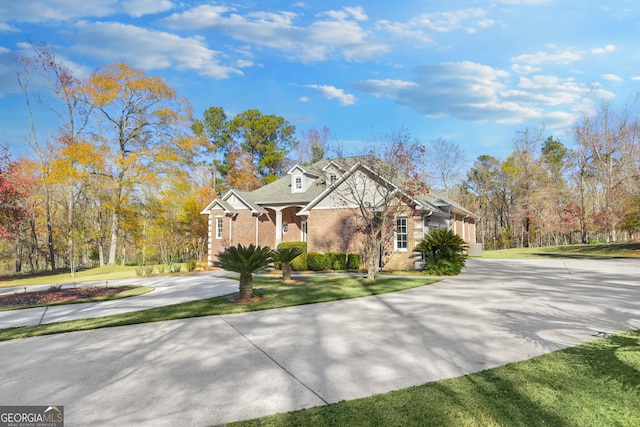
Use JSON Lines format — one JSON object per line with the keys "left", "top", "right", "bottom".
{"left": 330, "top": 174, "right": 338, "bottom": 185}
{"left": 292, "top": 174, "right": 304, "bottom": 193}
{"left": 295, "top": 176, "right": 302, "bottom": 190}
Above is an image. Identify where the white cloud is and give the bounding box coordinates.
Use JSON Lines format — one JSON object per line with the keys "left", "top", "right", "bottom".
{"left": 0, "top": 0, "right": 173, "bottom": 22}
{"left": 632, "top": 76, "right": 640, "bottom": 81}
{"left": 512, "top": 48, "right": 582, "bottom": 65}
{"left": 72, "top": 21, "right": 243, "bottom": 78}
{"left": 304, "top": 84, "right": 355, "bottom": 106}
{"left": 0, "top": 23, "right": 19, "bottom": 32}
{"left": 161, "top": 5, "right": 384, "bottom": 63}
{"left": 602, "top": 73, "right": 623, "bottom": 83}
{"left": 122, "top": 0, "right": 174, "bottom": 18}
{"left": 298, "top": 96, "right": 310, "bottom": 103}
{"left": 353, "top": 61, "right": 613, "bottom": 126}
{"left": 591, "top": 44, "right": 616, "bottom": 54}
{"left": 512, "top": 64, "right": 541, "bottom": 74}
{"left": 319, "top": 6, "right": 367, "bottom": 22}
{"left": 0, "top": 0, "right": 116, "bottom": 22}
{"left": 414, "top": 8, "right": 492, "bottom": 33}
{"left": 374, "top": 20, "right": 433, "bottom": 44}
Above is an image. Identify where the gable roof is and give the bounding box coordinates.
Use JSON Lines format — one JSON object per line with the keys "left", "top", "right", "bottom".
{"left": 202, "top": 156, "right": 477, "bottom": 219}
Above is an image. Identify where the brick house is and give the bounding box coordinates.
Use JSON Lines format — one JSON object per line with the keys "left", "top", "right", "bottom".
{"left": 201, "top": 156, "right": 478, "bottom": 270}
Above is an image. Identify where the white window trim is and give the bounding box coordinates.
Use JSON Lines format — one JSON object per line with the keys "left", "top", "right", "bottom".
{"left": 395, "top": 216, "right": 408, "bottom": 251}
{"left": 215, "top": 216, "right": 223, "bottom": 240}
{"left": 293, "top": 174, "right": 303, "bottom": 192}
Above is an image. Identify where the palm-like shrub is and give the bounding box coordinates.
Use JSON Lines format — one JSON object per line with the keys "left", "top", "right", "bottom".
{"left": 214, "top": 244, "right": 272, "bottom": 299}
{"left": 414, "top": 228, "right": 468, "bottom": 275}
{"left": 271, "top": 247, "right": 304, "bottom": 281}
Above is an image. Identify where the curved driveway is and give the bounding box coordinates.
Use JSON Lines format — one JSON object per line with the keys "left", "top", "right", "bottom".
{"left": 1, "top": 258, "right": 639, "bottom": 426}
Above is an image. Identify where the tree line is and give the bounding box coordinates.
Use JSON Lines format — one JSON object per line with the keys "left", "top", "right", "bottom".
{"left": 454, "top": 105, "right": 640, "bottom": 249}
{"left": 1, "top": 46, "right": 307, "bottom": 275}
{"left": 1, "top": 44, "right": 639, "bottom": 275}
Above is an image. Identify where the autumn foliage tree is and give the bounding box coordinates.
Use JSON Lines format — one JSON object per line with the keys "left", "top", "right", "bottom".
{"left": 84, "top": 62, "right": 198, "bottom": 265}
{"left": 0, "top": 147, "right": 31, "bottom": 241}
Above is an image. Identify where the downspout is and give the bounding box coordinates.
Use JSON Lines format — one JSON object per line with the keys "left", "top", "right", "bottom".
{"left": 463, "top": 214, "right": 469, "bottom": 241}
{"left": 256, "top": 215, "right": 259, "bottom": 245}
{"left": 229, "top": 213, "right": 237, "bottom": 243}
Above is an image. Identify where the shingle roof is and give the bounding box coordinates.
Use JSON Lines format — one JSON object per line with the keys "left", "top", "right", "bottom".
{"left": 203, "top": 156, "right": 477, "bottom": 219}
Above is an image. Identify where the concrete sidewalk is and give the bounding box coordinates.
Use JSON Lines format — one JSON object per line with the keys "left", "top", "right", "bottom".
{"left": 0, "top": 258, "right": 639, "bottom": 426}
{"left": 0, "top": 270, "right": 238, "bottom": 328}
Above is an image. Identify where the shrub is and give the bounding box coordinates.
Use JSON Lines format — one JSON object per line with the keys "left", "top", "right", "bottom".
{"left": 144, "top": 266, "right": 154, "bottom": 276}
{"left": 135, "top": 266, "right": 144, "bottom": 277}
{"left": 307, "top": 252, "right": 327, "bottom": 271}
{"left": 326, "top": 252, "right": 346, "bottom": 270}
{"left": 414, "top": 228, "right": 468, "bottom": 276}
{"left": 346, "top": 253, "right": 361, "bottom": 270}
{"left": 291, "top": 253, "right": 307, "bottom": 271}
{"left": 172, "top": 263, "right": 182, "bottom": 273}
{"left": 423, "top": 249, "right": 464, "bottom": 275}
{"left": 186, "top": 259, "right": 197, "bottom": 272}
{"left": 278, "top": 242, "right": 307, "bottom": 271}
{"left": 158, "top": 264, "right": 166, "bottom": 274}
{"left": 48, "top": 284, "right": 63, "bottom": 292}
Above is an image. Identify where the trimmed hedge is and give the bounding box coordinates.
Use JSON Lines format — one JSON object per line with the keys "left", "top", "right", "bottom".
{"left": 346, "top": 253, "right": 361, "bottom": 270}
{"left": 277, "top": 242, "right": 307, "bottom": 271}
{"left": 307, "top": 252, "right": 327, "bottom": 271}
{"left": 326, "top": 252, "right": 346, "bottom": 270}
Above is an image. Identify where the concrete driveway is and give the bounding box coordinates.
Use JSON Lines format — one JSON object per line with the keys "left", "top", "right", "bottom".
{"left": 0, "top": 270, "right": 239, "bottom": 328}
{"left": 0, "top": 258, "right": 639, "bottom": 426}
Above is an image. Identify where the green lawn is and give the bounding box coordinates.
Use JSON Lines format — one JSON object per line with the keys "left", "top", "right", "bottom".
{"left": 0, "top": 264, "right": 145, "bottom": 288}
{"left": 481, "top": 242, "right": 640, "bottom": 259}
{"left": 0, "top": 275, "right": 436, "bottom": 341}
{"left": 232, "top": 331, "right": 640, "bottom": 427}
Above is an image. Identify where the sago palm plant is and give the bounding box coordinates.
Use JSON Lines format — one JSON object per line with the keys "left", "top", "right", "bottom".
{"left": 414, "top": 228, "right": 468, "bottom": 275}
{"left": 214, "top": 244, "right": 272, "bottom": 299}
{"left": 271, "top": 247, "right": 304, "bottom": 281}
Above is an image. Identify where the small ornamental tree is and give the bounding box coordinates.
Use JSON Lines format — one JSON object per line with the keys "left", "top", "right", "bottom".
{"left": 214, "top": 244, "right": 272, "bottom": 300}
{"left": 414, "top": 228, "right": 468, "bottom": 275}
{"left": 271, "top": 246, "right": 303, "bottom": 281}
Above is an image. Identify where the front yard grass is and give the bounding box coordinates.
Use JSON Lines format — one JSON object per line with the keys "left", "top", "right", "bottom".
{"left": 482, "top": 242, "right": 640, "bottom": 259}
{"left": 232, "top": 330, "right": 640, "bottom": 427}
{"left": 0, "top": 275, "right": 436, "bottom": 341}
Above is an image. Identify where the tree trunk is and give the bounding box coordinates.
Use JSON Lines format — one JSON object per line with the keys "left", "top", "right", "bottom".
{"left": 282, "top": 262, "right": 292, "bottom": 281}
{"left": 45, "top": 190, "right": 56, "bottom": 270}
{"left": 239, "top": 272, "right": 254, "bottom": 299}
{"left": 108, "top": 209, "right": 119, "bottom": 265}
{"left": 365, "top": 243, "right": 379, "bottom": 281}
{"left": 98, "top": 240, "right": 105, "bottom": 267}
{"left": 68, "top": 185, "right": 75, "bottom": 277}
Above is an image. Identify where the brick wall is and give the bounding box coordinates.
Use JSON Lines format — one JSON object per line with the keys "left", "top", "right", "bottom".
{"left": 307, "top": 209, "right": 365, "bottom": 255}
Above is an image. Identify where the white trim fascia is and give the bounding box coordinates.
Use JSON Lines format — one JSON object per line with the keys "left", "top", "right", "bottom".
{"left": 298, "top": 160, "right": 362, "bottom": 216}
{"left": 223, "top": 189, "right": 267, "bottom": 215}
{"left": 321, "top": 160, "right": 345, "bottom": 172}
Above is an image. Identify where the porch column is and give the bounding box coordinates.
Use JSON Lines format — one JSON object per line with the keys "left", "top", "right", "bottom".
{"left": 275, "top": 208, "right": 283, "bottom": 247}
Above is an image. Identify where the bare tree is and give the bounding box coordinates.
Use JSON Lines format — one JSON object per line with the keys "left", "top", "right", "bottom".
{"left": 330, "top": 131, "right": 427, "bottom": 280}
{"left": 425, "top": 138, "right": 466, "bottom": 196}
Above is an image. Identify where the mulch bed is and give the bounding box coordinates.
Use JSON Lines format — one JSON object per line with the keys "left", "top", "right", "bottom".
{"left": 0, "top": 286, "right": 134, "bottom": 308}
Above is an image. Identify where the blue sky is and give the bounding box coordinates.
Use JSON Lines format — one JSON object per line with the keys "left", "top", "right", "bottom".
{"left": 1, "top": 1, "right": 639, "bottom": 166}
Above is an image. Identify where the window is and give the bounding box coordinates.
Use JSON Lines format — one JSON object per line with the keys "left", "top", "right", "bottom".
{"left": 215, "top": 217, "right": 223, "bottom": 239}
{"left": 330, "top": 174, "right": 338, "bottom": 185}
{"left": 395, "top": 217, "right": 408, "bottom": 250}
{"left": 295, "top": 176, "right": 302, "bottom": 190}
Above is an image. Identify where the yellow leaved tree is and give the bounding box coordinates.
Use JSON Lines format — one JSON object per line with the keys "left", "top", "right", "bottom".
{"left": 83, "top": 63, "right": 199, "bottom": 265}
